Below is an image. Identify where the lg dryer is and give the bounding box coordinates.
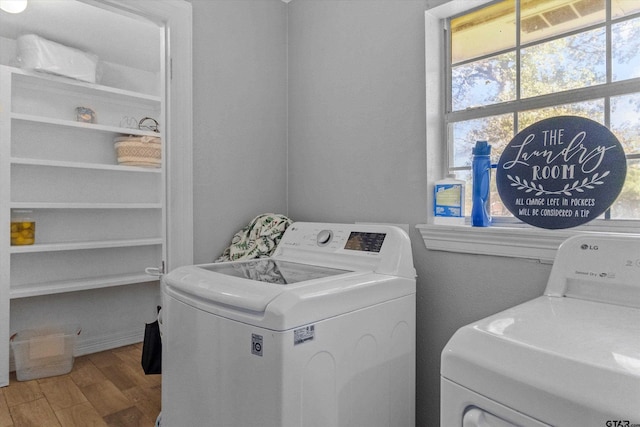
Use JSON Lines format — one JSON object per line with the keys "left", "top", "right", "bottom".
{"left": 441, "top": 234, "right": 640, "bottom": 426}
{"left": 162, "top": 222, "right": 416, "bottom": 427}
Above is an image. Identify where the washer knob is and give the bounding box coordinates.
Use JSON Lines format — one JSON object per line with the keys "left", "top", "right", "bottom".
{"left": 317, "top": 230, "right": 333, "bottom": 246}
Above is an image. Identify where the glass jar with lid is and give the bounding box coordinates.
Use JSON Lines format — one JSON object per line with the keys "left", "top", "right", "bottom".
{"left": 11, "top": 210, "right": 35, "bottom": 246}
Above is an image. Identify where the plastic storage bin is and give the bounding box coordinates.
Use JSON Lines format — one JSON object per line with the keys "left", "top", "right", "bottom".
{"left": 16, "top": 34, "right": 98, "bottom": 83}
{"left": 10, "top": 325, "right": 81, "bottom": 381}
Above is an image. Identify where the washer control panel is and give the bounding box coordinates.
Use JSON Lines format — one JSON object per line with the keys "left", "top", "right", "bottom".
{"left": 545, "top": 234, "right": 640, "bottom": 308}
{"left": 312, "top": 229, "right": 387, "bottom": 252}
{"left": 316, "top": 229, "right": 333, "bottom": 246}
{"left": 280, "top": 224, "right": 387, "bottom": 253}
{"left": 343, "top": 231, "right": 386, "bottom": 253}
{"left": 274, "top": 222, "right": 415, "bottom": 278}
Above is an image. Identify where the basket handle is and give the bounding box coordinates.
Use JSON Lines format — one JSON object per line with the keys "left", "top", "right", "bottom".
{"left": 139, "top": 117, "right": 159, "bottom": 133}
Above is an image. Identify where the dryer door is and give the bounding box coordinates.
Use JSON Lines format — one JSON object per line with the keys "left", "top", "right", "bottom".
{"left": 441, "top": 378, "right": 552, "bottom": 427}
{"left": 463, "top": 407, "right": 518, "bottom": 427}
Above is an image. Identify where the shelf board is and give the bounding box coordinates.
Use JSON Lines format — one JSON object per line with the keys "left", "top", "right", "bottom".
{"left": 10, "top": 273, "right": 159, "bottom": 299}
{"left": 10, "top": 202, "right": 162, "bottom": 209}
{"left": 10, "top": 157, "right": 162, "bottom": 173}
{"left": 11, "top": 113, "right": 160, "bottom": 137}
{"left": 8, "top": 66, "right": 161, "bottom": 103}
{"left": 10, "top": 238, "right": 163, "bottom": 254}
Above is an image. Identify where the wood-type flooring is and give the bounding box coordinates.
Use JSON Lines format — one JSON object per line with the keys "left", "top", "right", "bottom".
{"left": 0, "top": 343, "right": 161, "bottom": 427}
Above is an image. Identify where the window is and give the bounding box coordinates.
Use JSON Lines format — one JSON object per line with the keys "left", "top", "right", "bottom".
{"left": 446, "top": 0, "right": 640, "bottom": 222}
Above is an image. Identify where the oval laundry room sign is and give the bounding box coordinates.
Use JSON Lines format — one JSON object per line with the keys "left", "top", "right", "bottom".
{"left": 496, "top": 116, "right": 627, "bottom": 229}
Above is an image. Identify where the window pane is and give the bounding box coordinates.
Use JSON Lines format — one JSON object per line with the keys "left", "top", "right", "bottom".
{"left": 455, "top": 169, "right": 473, "bottom": 217}
{"left": 453, "top": 158, "right": 510, "bottom": 218}
{"left": 612, "top": 17, "right": 640, "bottom": 81}
{"left": 521, "top": 28, "right": 606, "bottom": 98}
{"left": 451, "top": 52, "right": 516, "bottom": 111}
{"left": 446, "top": 1, "right": 640, "bottom": 223}
{"left": 610, "top": 160, "right": 640, "bottom": 219}
{"left": 521, "top": 0, "right": 605, "bottom": 44}
{"left": 518, "top": 100, "right": 604, "bottom": 131}
{"left": 451, "top": 0, "right": 515, "bottom": 64}
{"left": 451, "top": 114, "right": 513, "bottom": 168}
{"left": 610, "top": 93, "right": 640, "bottom": 154}
{"left": 612, "top": 0, "right": 640, "bottom": 18}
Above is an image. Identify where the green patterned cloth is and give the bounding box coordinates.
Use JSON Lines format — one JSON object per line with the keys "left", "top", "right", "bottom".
{"left": 215, "top": 213, "right": 293, "bottom": 262}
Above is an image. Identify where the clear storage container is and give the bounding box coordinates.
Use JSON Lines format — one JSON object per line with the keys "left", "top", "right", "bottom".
{"left": 10, "top": 325, "right": 81, "bottom": 381}
{"left": 16, "top": 34, "right": 99, "bottom": 83}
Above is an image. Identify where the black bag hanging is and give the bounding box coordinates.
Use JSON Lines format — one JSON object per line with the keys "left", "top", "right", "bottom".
{"left": 141, "top": 306, "right": 162, "bottom": 375}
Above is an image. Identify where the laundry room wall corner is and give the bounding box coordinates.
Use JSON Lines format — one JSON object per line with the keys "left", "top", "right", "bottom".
{"left": 284, "top": 1, "right": 551, "bottom": 425}
{"left": 187, "top": 0, "right": 555, "bottom": 425}
{"left": 188, "top": 0, "right": 289, "bottom": 264}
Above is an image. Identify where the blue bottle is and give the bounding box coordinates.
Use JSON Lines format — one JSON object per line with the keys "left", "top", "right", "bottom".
{"left": 471, "top": 140, "right": 492, "bottom": 227}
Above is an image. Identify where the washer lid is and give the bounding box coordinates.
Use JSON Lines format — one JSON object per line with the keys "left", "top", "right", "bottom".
{"left": 198, "top": 259, "right": 349, "bottom": 285}
{"left": 163, "top": 259, "right": 350, "bottom": 314}
{"left": 442, "top": 296, "right": 640, "bottom": 426}
{"left": 164, "top": 260, "right": 414, "bottom": 330}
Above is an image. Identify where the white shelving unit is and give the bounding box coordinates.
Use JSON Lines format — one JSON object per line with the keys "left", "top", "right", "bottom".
{"left": 0, "top": 0, "right": 193, "bottom": 389}
{"left": 1, "top": 64, "right": 166, "bottom": 299}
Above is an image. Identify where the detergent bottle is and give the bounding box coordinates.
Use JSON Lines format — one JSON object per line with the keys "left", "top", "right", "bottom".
{"left": 471, "top": 140, "right": 492, "bottom": 227}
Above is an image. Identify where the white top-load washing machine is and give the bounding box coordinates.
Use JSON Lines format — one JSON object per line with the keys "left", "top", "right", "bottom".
{"left": 441, "top": 234, "right": 640, "bottom": 427}
{"left": 162, "top": 222, "right": 416, "bottom": 427}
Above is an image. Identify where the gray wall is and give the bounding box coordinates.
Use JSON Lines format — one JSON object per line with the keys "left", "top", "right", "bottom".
{"left": 190, "top": 0, "right": 552, "bottom": 424}
{"left": 287, "top": 0, "right": 428, "bottom": 224}
{"left": 286, "top": 1, "right": 550, "bottom": 424}
{"left": 190, "top": 0, "right": 289, "bottom": 263}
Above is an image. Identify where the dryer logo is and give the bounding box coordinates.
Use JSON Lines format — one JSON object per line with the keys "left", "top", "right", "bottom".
{"left": 580, "top": 243, "right": 598, "bottom": 250}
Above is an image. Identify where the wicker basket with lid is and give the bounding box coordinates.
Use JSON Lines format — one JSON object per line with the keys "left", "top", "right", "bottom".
{"left": 114, "top": 135, "right": 161, "bottom": 167}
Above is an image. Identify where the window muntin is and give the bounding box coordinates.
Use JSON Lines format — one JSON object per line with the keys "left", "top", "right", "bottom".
{"left": 446, "top": 0, "right": 640, "bottom": 221}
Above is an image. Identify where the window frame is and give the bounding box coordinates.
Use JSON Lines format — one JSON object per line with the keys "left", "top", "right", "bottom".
{"left": 420, "top": 0, "right": 640, "bottom": 263}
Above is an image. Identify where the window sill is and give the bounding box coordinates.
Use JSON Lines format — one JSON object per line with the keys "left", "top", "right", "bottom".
{"left": 416, "top": 221, "right": 640, "bottom": 264}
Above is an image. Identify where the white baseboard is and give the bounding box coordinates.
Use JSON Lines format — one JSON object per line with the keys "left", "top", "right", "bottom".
{"left": 76, "top": 327, "right": 144, "bottom": 357}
